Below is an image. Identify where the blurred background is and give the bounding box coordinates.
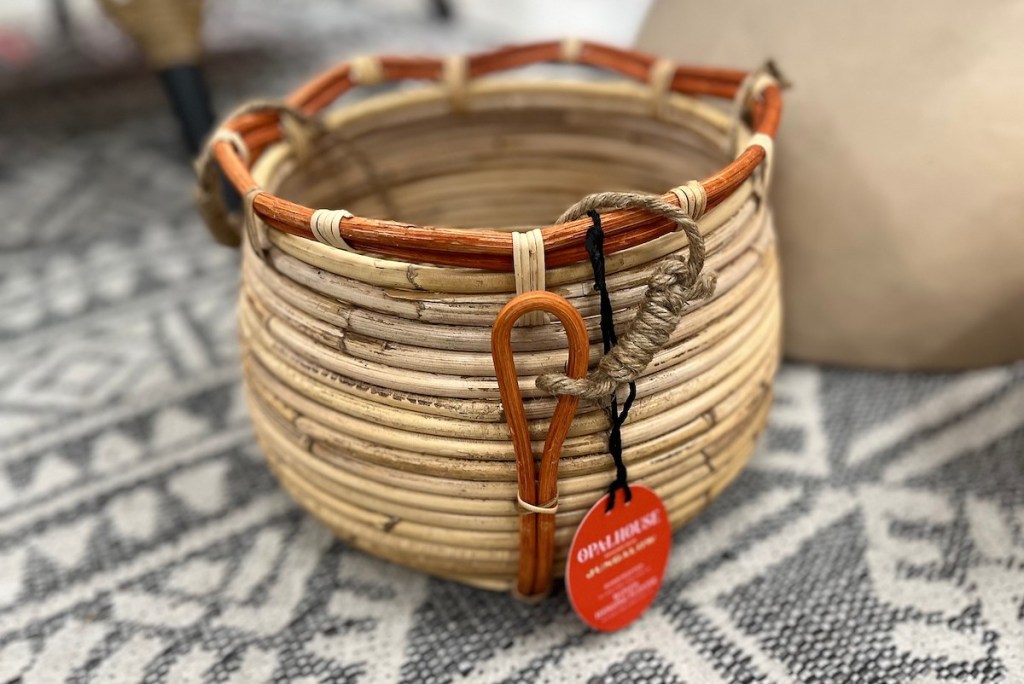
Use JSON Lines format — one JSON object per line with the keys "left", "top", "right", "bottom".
{"left": 0, "top": 0, "right": 649, "bottom": 251}
{"left": 0, "top": 0, "right": 651, "bottom": 156}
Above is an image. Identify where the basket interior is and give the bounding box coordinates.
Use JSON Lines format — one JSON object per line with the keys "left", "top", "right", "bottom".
{"left": 269, "top": 85, "right": 731, "bottom": 230}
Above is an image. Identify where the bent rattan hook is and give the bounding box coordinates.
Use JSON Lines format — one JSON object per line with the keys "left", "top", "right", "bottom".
{"left": 491, "top": 291, "right": 590, "bottom": 598}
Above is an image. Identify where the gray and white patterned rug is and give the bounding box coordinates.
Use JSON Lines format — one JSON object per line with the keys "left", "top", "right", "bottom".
{"left": 1, "top": 2, "right": 1022, "bottom": 682}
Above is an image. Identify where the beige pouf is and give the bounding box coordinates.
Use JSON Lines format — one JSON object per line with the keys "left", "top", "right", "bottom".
{"left": 639, "top": 0, "right": 1024, "bottom": 370}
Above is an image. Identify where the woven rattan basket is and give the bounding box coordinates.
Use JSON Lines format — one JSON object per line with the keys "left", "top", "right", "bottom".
{"left": 195, "top": 40, "right": 783, "bottom": 598}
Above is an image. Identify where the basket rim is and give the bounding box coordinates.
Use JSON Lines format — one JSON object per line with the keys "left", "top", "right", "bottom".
{"left": 207, "top": 39, "right": 782, "bottom": 270}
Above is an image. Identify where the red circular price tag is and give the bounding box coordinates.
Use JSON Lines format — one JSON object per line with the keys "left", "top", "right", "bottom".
{"left": 565, "top": 485, "right": 671, "bottom": 632}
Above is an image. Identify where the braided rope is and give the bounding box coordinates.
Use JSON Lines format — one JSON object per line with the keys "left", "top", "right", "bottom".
{"left": 537, "top": 191, "right": 717, "bottom": 401}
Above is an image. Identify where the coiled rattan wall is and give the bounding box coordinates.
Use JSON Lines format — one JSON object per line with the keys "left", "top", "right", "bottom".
{"left": 198, "top": 40, "right": 783, "bottom": 595}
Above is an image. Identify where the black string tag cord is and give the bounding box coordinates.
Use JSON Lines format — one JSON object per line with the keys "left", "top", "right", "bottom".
{"left": 585, "top": 210, "right": 637, "bottom": 512}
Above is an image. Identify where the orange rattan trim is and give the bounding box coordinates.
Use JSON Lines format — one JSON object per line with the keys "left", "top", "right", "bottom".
{"left": 210, "top": 40, "right": 782, "bottom": 271}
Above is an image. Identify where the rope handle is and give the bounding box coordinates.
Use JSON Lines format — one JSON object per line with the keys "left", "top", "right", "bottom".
{"left": 537, "top": 191, "right": 717, "bottom": 402}
{"left": 195, "top": 100, "right": 327, "bottom": 247}
{"left": 491, "top": 291, "right": 590, "bottom": 599}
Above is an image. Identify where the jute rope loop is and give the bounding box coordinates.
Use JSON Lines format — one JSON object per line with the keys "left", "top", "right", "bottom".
{"left": 195, "top": 100, "right": 325, "bottom": 247}
{"left": 332, "top": 134, "right": 400, "bottom": 220}
{"left": 537, "top": 192, "right": 717, "bottom": 401}
{"left": 194, "top": 128, "right": 250, "bottom": 247}
{"left": 512, "top": 229, "right": 547, "bottom": 326}
{"left": 217, "top": 99, "right": 326, "bottom": 143}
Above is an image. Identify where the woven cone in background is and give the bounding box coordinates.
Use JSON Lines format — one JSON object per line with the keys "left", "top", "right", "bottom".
{"left": 197, "top": 42, "right": 783, "bottom": 593}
